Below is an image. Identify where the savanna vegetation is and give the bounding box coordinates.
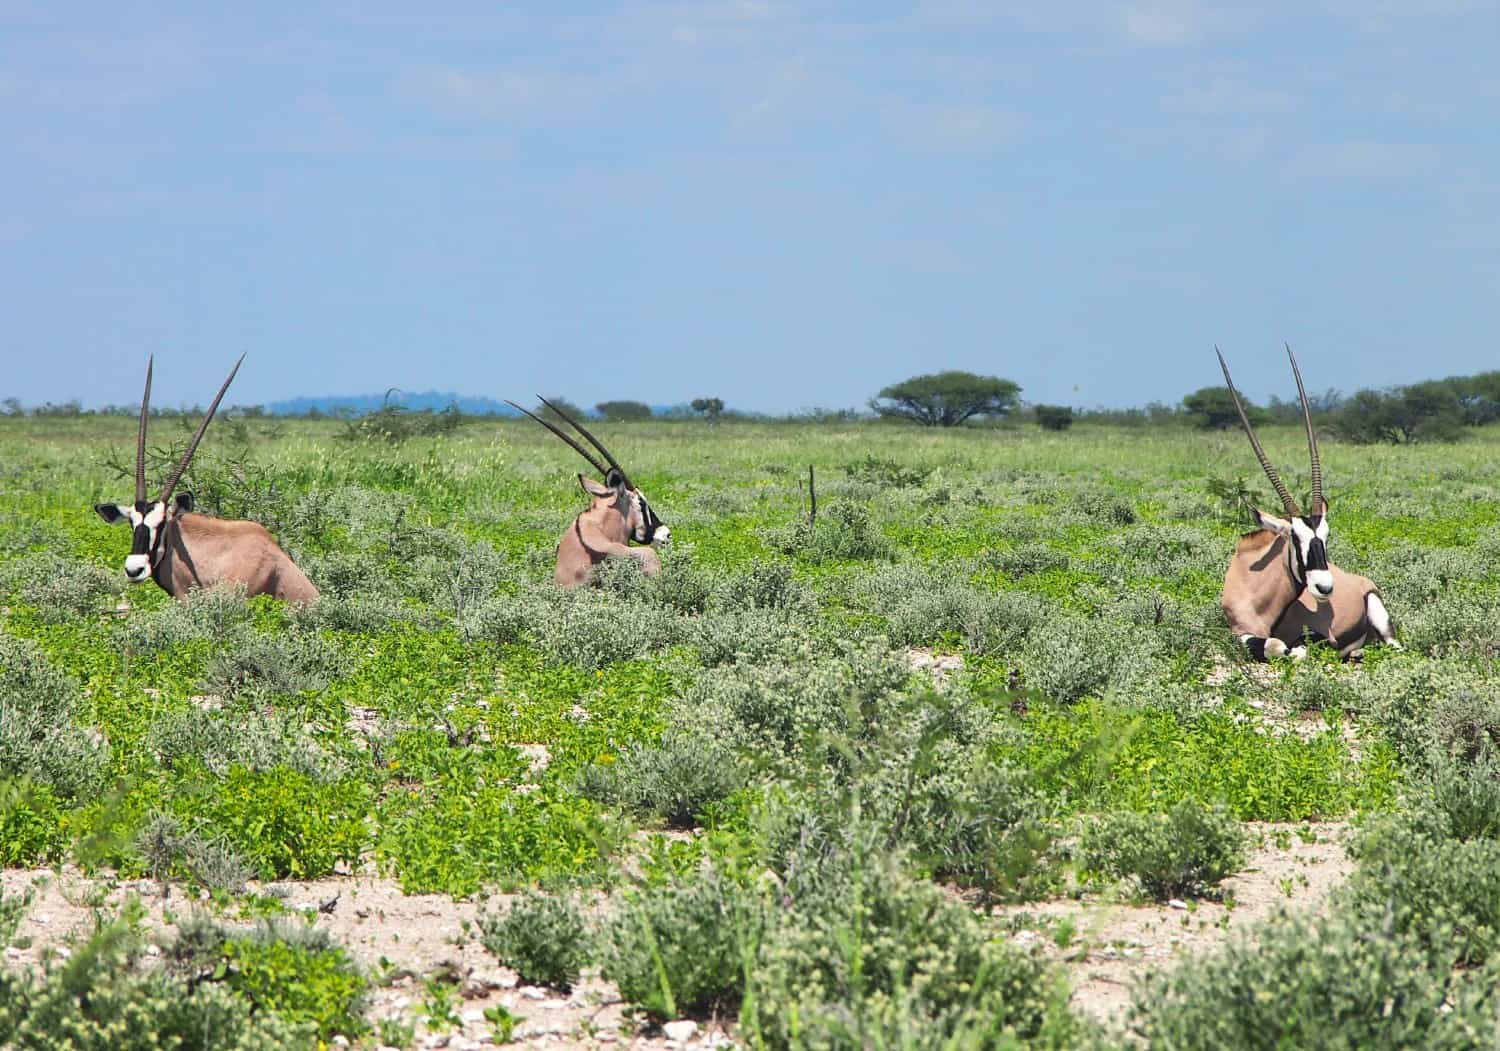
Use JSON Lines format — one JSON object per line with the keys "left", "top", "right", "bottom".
{"left": 3, "top": 411, "right": 1500, "bottom": 1046}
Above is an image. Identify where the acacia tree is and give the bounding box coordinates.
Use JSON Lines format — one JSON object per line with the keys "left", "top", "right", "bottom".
{"left": 1182, "top": 386, "right": 1259, "bottom": 430}
{"left": 690, "top": 397, "right": 725, "bottom": 420}
{"left": 869, "top": 371, "right": 1021, "bottom": 427}
{"left": 595, "top": 400, "right": 653, "bottom": 421}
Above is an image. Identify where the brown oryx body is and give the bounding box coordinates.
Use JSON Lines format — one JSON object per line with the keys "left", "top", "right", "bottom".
{"left": 508, "top": 398, "right": 670, "bottom": 588}
{"left": 1217, "top": 346, "right": 1398, "bottom": 661}
{"left": 95, "top": 357, "right": 319, "bottom": 605}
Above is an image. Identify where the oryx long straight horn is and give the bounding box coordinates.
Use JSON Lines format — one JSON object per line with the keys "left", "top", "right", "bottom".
{"left": 158, "top": 353, "right": 244, "bottom": 504}
{"left": 136, "top": 357, "right": 153, "bottom": 505}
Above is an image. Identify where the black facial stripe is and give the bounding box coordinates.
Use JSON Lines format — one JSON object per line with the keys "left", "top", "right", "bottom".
{"left": 1305, "top": 537, "right": 1328, "bottom": 570}
{"left": 131, "top": 523, "right": 152, "bottom": 555}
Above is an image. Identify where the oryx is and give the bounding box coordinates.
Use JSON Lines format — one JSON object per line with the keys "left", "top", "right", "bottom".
{"left": 507, "top": 397, "right": 670, "bottom": 587}
{"left": 1217, "top": 346, "right": 1397, "bottom": 660}
{"left": 94, "top": 356, "right": 319, "bottom": 604}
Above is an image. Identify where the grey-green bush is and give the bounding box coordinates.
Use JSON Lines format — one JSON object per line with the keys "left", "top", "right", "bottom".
{"left": 1079, "top": 801, "right": 1247, "bottom": 899}
{"left": 479, "top": 892, "right": 590, "bottom": 992}
{"left": 0, "top": 633, "right": 108, "bottom": 798}
{"left": 600, "top": 866, "right": 763, "bottom": 1020}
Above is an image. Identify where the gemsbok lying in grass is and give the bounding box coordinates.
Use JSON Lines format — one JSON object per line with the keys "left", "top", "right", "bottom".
{"left": 508, "top": 397, "right": 670, "bottom": 587}
{"left": 94, "top": 356, "right": 319, "bottom": 604}
{"left": 1217, "top": 346, "right": 1398, "bottom": 661}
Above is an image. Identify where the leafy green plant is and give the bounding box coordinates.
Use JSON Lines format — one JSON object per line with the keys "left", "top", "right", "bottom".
{"left": 1079, "top": 801, "right": 1248, "bottom": 899}
{"left": 479, "top": 891, "right": 591, "bottom": 991}
{"left": 600, "top": 866, "right": 763, "bottom": 1020}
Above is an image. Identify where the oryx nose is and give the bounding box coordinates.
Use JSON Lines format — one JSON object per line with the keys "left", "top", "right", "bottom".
{"left": 1313, "top": 582, "right": 1332, "bottom": 597}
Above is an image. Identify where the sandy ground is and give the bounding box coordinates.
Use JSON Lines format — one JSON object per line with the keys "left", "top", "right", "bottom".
{"left": 0, "top": 867, "right": 729, "bottom": 1050}
{"left": 993, "top": 820, "right": 1353, "bottom": 1024}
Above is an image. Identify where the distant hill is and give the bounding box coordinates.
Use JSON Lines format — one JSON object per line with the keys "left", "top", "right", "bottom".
{"left": 266, "top": 391, "right": 519, "bottom": 417}
{"left": 264, "top": 391, "right": 689, "bottom": 419}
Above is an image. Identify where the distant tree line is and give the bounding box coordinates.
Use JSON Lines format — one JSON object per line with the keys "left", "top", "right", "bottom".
{"left": 7, "top": 368, "right": 1500, "bottom": 443}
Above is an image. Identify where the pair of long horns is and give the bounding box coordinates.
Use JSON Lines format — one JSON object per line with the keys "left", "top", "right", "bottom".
{"left": 1216, "top": 344, "right": 1324, "bottom": 517}
{"left": 134, "top": 355, "right": 244, "bottom": 506}
{"left": 506, "top": 397, "right": 634, "bottom": 491}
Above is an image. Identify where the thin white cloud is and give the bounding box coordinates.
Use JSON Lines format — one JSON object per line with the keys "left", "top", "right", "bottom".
{"left": 403, "top": 69, "right": 608, "bottom": 122}
{"left": 1170, "top": 75, "right": 1292, "bottom": 113}
{"left": 882, "top": 98, "right": 1020, "bottom": 151}
{"left": 730, "top": 57, "right": 842, "bottom": 135}
{"left": 1117, "top": 0, "right": 1203, "bottom": 45}
{"left": 1289, "top": 140, "right": 1440, "bottom": 181}
{"left": 628, "top": 0, "right": 789, "bottom": 48}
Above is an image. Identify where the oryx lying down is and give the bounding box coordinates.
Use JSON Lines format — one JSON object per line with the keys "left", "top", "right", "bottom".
{"left": 95, "top": 357, "right": 319, "bottom": 605}
{"left": 508, "top": 398, "right": 670, "bottom": 588}
{"left": 1217, "top": 346, "right": 1398, "bottom": 661}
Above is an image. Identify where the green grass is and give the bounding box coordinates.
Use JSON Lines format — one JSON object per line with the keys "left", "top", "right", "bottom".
{"left": 4, "top": 414, "right": 1500, "bottom": 1043}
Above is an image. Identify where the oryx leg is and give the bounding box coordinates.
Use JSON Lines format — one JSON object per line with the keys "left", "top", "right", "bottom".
{"left": 593, "top": 540, "right": 663, "bottom": 577}
{"left": 1365, "top": 592, "right": 1400, "bottom": 650}
{"left": 1239, "top": 634, "right": 1289, "bottom": 661}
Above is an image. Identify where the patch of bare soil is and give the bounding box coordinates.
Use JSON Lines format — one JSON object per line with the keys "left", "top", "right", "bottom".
{"left": 993, "top": 821, "right": 1353, "bottom": 1026}
{"left": 904, "top": 647, "right": 964, "bottom": 686}
{"left": 0, "top": 868, "right": 730, "bottom": 1050}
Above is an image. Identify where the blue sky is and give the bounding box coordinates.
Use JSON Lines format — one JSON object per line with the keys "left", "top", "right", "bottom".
{"left": 3, "top": 1, "right": 1498, "bottom": 413}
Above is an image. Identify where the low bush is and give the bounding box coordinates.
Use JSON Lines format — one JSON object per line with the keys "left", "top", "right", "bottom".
{"left": 744, "top": 842, "right": 1073, "bottom": 1050}
{"left": 479, "top": 891, "right": 591, "bottom": 991}
{"left": 1347, "top": 814, "right": 1500, "bottom": 966}
{"left": 0, "top": 633, "right": 108, "bottom": 799}
{"left": 166, "top": 916, "right": 369, "bottom": 1041}
{"left": 773, "top": 502, "right": 892, "bottom": 563}
{"left": 0, "top": 553, "right": 116, "bottom": 619}
{"left": 1128, "top": 905, "right": 1496, "bottom": 1049}
{"left": 137, "top": 812, "right": 254, "bottom": 892}
{"left": 1079, "top": 801, "right": 1247, "bottom": 899}
{"left": 600, "top": 866, "right": 763, "bottom": 1020}
{"left": 576, "top": 729, "right": 744, "bottom": 828}
{"left": 0, "top": 918, "right": 307, "bottom": 1049}
{"left": 201, "top": 630, "right": 348, "bottom": 700}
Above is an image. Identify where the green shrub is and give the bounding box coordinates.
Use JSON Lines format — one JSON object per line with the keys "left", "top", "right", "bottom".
{"left": 113, "top": 586, "right": 254, "bottom": 654}
{"left": 773, "top": 502, "right": 892, "bottom": 563}
{"left": 151, "top": 707, "right": 344, "bottom": 783}
{"left": 1128, "top": 906, "right": 1496, "bottom": 1049}
{"left": 577, "top": 729, "right": 744, "bottom": 828}
{"left": 601, "top": 866, "right": 763, "bottom": 1020}
{"left": 136, "top": 812, "right": 254, "bottom": 891}
{"left": 990, "top": 542, "right": 1070, "bottom": 579}
{"left": 479, "top": 892, "right": 590, "bottom": 991}
{"left": 201, "top": 630, "right": 347, "bottom": 700}
{"left": 1079, "top": 801, "right": 1247, "bottom": 899}
{"left": 175, "top": 766, "right": 371, "bottom": 880}
{"left": 217, "top": 921, "right": 369, "bottom": 1041}
{"left": 1347, "top": 815, "right": 1500, "bottom": 965}
{"left": 0, "top": 633, "right": 108, "bottom": 798}
{"left": 0, "top": 553, "right": 116, "bottom": 619}
{"left": 1408, "top": 749, "right": 1500, "bottom": 841}
{"left": 744, "top": 844, "right": 1070, "bottom": 1050}
{"left": 0, "top": 919, "right": 307, "bottom": 1049}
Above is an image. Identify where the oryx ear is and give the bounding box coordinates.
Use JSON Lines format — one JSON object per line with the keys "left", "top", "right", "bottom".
{"left": 173, "top": 492, "right": 194, "bottom": 514}
{"left": 578, "top": 474, "right": 614, "bottom": 498}
{"left": 603, "top": 467, "right": 626, "bottom": 490}
{"left": 95, "top": 503, "right": 129, "bottom": 524}
{"left": 1253, "top": 509, "right": 1293, "bottom": 535}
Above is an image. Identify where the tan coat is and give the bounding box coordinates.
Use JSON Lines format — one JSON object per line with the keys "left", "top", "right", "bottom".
{"left": 154, "top": 512, "right": 319, "bottom": 604}
{"left": 554, "top": 477, "right": 663, "bottom": 588}
{"left": 1222, "top": 530, "right": 1388, "bottom": 658}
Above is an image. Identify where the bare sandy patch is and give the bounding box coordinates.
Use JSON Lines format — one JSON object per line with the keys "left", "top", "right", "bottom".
{"left": 993, "top": 820, "right": 1352, "bottom": 1025}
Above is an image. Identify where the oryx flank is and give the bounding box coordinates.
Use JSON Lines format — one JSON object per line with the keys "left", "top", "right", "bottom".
{"left": 95, "top": 357, "right": 319, "bottom": 604}
{"left": 507, "top": 397, "right": 670, "bottom": 588}
{"left": 1218, "top": 345, "right": 1398, "bottom": 661}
